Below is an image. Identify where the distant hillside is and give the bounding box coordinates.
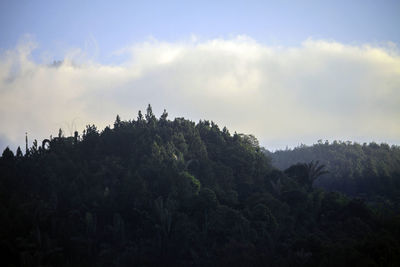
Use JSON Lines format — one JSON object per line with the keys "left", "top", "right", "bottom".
{"left": 1, "top": 106, "right": 400, "bottom": 266}
{"left": 268, "top": 141, "right": 400, "bottom": 200}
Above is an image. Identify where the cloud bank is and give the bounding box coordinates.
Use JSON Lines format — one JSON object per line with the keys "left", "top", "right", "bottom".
{"left": 0, "top": 36, "right": 399, "bottom": 150}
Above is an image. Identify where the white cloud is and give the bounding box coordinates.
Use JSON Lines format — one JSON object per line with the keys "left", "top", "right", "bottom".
{"left": 0, "top": 36, "right": 399, "bottom": 151}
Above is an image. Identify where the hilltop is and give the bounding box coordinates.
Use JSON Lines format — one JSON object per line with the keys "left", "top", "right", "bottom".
{"left": 1, "top": 105, "right": 399, "bottom": 266}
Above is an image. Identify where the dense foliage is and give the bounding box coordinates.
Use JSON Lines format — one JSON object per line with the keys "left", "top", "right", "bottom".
{"left": 269, "top": 141, "right": 400, "bottom": 207}
{"left": 1, "top": 106, "right": 400, "bottom": 266}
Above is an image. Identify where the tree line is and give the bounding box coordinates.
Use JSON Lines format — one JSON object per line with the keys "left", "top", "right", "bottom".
{"left": 268, "top": 141, "right": 400, "bottom": 210}
{"left": 1, "top": 105, "right": 399, "bottom": 266}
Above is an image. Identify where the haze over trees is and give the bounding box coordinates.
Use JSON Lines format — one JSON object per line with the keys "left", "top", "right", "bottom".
{"left": 269, "top": 141, "right": 400, "bottom": 205}
{"left": 1, "top": 105, "right": 399, "bottom": 266}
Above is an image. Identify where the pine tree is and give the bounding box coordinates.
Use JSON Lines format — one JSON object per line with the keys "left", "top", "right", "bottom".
{"left": 114, "top": 115, "right": 121, "bottom": 129}
{"left": 137, "top": 110, "right": 144, "bottom": 123}
{"left": 16, "top": 146, "right": 23, "bottom": 157}
{"left": 160, "top": 109, "right": 168, "bottom": 121}
{"left": 2, "top": 147, "right": 14, "bottom": 160}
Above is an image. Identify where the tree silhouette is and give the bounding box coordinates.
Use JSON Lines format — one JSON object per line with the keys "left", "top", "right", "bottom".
{"left": 304, "top": 160, "right": 329, "bottom": 185}
{"left": 0, "top": 108, "right": 399, "bottom": 267}
{"left": 285, "top": 160, "right": 328, "bottom": 190}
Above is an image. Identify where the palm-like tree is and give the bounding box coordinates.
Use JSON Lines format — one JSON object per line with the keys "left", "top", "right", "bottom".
{"left": 304, "top": 160, "right": 329, "bottom": 184}
{"left": 285, "top": 160, "right": 328, "bottom": 190}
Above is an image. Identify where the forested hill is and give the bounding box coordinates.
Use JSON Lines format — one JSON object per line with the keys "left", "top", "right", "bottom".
{"left": 1, "top": 106, "right": 400, "bottom": 266}
{"left": 268, "top": 142, "right": 400, "bottom": 201}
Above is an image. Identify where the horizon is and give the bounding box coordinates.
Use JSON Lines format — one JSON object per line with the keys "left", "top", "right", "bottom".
{"left": 5, "top": 108, "right": 400, "bottom": 153}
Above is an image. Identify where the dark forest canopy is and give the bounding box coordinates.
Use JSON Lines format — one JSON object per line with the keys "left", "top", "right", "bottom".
{"left": 1, "top": 105, "right": 400, "bottom": 266}
{"left": 268, "top": 141, "right": 400, "bottom": 203}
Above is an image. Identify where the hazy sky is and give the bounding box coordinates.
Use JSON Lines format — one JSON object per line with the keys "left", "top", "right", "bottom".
{"left": 0, "top": 0, "right": 399, "bottom": 151}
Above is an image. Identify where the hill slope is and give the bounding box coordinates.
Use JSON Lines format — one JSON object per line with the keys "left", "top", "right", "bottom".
{"left": 268, "top": 141, "right": 400, "bottom": 202}
{"left": 1, "top": 106, "right": 400, "bottom": 266}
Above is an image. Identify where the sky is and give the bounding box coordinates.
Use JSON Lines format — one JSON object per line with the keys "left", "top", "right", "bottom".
{"left": 0, "top": 0, "right": 399, "bottom": 151}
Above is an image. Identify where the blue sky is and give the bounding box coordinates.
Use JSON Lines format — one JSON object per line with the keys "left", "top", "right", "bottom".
{"left": 1, "top": 0, "right": 399, "bottom": 62}
{"left": 0, "top": 0, "right": 399, "bottom": 151}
